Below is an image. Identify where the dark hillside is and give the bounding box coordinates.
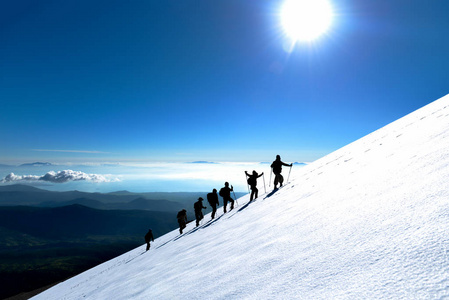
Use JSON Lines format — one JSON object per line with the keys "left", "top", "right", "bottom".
{"left": 0, "top": 205, "right": 178, "bottom": 299}
{"left": 38, "top": 197, "right": 183, "bottom": 212}
{"left": 0, "top": 205, "right": 176, "bottom": 241}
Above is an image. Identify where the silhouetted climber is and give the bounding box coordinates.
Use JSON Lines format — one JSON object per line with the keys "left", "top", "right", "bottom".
{"left": 219, "top": 182, "right": 234, "bottom": 213}
{"left": 271, "top": 155, "right": 292, "bottom": 189}
{"left": 245, "top": 170, "right": 264, "bottom": 201}
{"left": 177, "top": 209, "right": 187, "bottom": 234}
{"left": 207, "top": 188, "right": 219, "bottom": 219}
{"left": 194, "top": 197, "right": 207, "bottom": 227}
{"left": 145, "top": 229, "right": 154, "bottom": 251}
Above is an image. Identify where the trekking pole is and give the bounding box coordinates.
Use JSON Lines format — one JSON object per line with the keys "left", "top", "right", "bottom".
{"left": 262, "top": 174, "right": 266, "bottom": 194}
{"left": 232, "top": 189, "right": 238, "bottom": 207}
{"left": 244, "top": 172, "right": 250, "bottom": 193}
{"left": 287, "top": 164, "right": 293, "bottom": 184}
{"left": 269, "top": 168, "right": 272, "bottom": 187}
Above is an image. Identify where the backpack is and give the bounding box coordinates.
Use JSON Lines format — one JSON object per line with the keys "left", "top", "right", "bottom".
{"left": 271, "top": 161, "right": 282, "bottom": 174}
{"left": 219, "top": 188, "right": 224, "bottom": 197}
{"left": 247, "top": 177, "right": 256, "bottom": 186}
{"left": 194, "top": 200, "right": 204, "bottom": 211}
{"left": 207, "top": 193, "right": 214, "bottom": 205}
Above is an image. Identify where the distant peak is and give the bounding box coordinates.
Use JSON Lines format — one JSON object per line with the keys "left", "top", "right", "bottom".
{"left": 20, "top": 162, "right": 53, "bottom": 167}
{"left": 0, "top": 184, "right": 46, "bottom": 192}
{"left": 108, "top": 190, "right": 132, "bottom": 194}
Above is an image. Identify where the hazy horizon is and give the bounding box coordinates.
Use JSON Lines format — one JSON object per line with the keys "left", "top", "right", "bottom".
{"left": 0, "top": 160, "right": 306, "bottom": 193}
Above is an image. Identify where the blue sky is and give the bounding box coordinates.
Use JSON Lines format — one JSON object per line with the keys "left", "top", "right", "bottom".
{"left": 1, "top": 0, "right": 449, "bottom": 165}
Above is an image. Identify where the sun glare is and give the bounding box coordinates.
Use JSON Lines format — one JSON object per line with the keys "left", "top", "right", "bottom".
{"left": 280, "top": 0, "right": 334, "bottom": 42}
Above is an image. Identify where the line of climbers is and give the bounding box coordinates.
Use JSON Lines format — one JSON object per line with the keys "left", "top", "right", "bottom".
{"left": 175, "top": 181, "right": 234, "bottom": 234}
{"left": 175, "top": 155, "right": 293, "bottom": 235}
{"left": 145, "top": 155, "right": 293, "bottom": 247}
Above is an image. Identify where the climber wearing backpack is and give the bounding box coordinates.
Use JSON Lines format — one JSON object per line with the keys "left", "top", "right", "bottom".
{"left": 194, "top": 197, "right": 207, "bottom": 227}
{"left": 144, "top": 229, "right": 154, "bottom": 251}
{"left": 219, "top": 182, "right": 234, "bottom": 213}
{"left": 177, "top": 209, "right": 188, "bottom": 234}
{"left": 207, "top": 188, "right": 219, "bottom": 219}
{"left": 271, "top": 155, "right": 292, "bottom": 189}
{"left": 245, "top": 170, "right": 264, "bottom": 201}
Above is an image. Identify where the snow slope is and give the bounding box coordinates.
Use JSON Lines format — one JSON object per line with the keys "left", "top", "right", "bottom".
{"left": 33, "top": 94, "right": 449, "bottom": 299}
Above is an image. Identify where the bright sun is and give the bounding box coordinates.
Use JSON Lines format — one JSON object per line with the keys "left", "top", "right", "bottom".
{"left": 280, "top": 0, "right": 334, "bottom": 42}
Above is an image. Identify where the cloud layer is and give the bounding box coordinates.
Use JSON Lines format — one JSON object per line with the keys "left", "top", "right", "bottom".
{"left": 1, "top": 170, "right": 117, "bottom": 183}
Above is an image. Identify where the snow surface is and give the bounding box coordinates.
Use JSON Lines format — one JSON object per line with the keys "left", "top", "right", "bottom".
{"left": 33, "top": 94, "right": 449, "bottom": 299}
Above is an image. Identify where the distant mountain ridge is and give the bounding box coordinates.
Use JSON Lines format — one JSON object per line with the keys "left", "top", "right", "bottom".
{"left": 0, "top": 185, "right": 184, "bottom": 211}
{"left": 38, "top": 197, "right": 182, "bottom": 212}
{"left": 19, "top": 162, "right": 53, "bottom": 167}
{"left": 0, "top": 184, "right": 246, "bottom": 212}
{"left": 0, "top": 184, "right": 46, "bottom": 193}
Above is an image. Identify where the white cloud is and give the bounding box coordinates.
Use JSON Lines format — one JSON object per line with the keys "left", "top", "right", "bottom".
{"left": 0, "top": 170, "right": 119, "bottom": 183}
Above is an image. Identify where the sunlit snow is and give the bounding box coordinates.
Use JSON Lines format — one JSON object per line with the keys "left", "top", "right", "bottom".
{"left": 33, "top": 94, "right": 449, "bottom": 299}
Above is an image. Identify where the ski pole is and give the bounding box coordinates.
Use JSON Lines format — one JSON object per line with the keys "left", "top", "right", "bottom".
{"left": 244, "top": 172, "right": 250, "bottom": 193}
{"left": 262, "top": 174, "right": 266, "bottom": 194}
{"left": 287, "top": 164, "right": 293, "bottom": 183}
